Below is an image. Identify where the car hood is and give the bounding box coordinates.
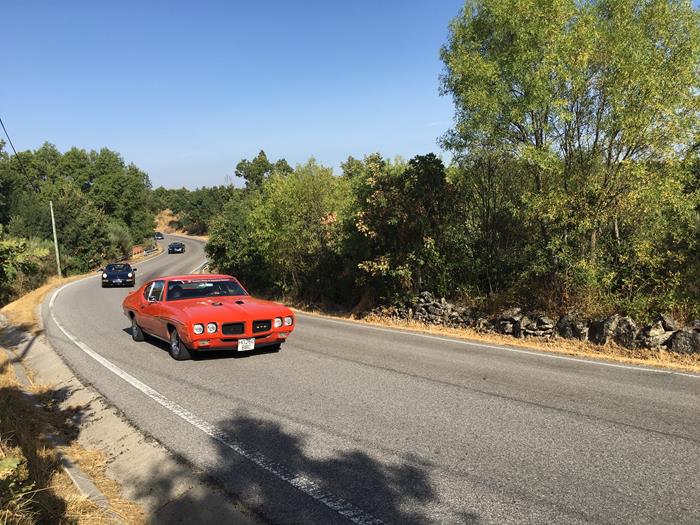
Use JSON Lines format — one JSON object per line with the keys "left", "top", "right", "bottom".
{"left": 170, "top": 297, "right": 292, "bottom": 321}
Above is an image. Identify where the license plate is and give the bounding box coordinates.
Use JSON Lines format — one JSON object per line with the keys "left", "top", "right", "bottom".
{"left": 238, "top": 338, "right": 255, "bottom": 351}
{"left": 114, "top": 279, "right": 122, "bottom": 283}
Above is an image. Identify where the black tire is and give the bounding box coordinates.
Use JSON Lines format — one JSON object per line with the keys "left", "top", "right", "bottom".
{"left": 169, "top": 328, "right": 192, "bottom": 361}
{"left": 131, "top": 316, "right": 145, "bottom": 342}
{"left": 267, "top": 343, "right": 282, "bottom": 352}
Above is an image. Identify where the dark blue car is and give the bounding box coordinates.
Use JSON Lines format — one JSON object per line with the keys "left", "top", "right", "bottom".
{"left": 168, "top": 242, "right": 185, "bottom": 254}
{"left": 101, "top": 263, "right": 136, "bottom": 288}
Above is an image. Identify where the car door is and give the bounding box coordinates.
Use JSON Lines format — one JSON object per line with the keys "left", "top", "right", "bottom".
{"left": 137, "top": 280, "right": 165, "bottom": 336}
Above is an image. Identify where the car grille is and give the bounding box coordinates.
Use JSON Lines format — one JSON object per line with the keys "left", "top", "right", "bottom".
{"left": 222, "top": 322, "right": 245, "bottom": 335}
{"left": 253, "top": 320, "right": 271, "bottom": 333}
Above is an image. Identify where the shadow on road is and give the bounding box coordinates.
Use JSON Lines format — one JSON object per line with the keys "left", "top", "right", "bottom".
{"left": 213, "top": 414, "right": 440, "bottom": 524}
{"left": 126, "top": 411, "right": 447, "bottom": 524}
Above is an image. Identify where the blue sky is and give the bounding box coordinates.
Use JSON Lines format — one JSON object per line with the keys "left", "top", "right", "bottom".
{"left": 2, "top": 1, "right": 462, "bottom": 188}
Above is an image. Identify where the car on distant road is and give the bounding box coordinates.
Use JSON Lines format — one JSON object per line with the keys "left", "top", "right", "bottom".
{"left": 122, "top": 275, "right": 295, "bottom": 360}
{"left": 154, "top": 231, "right": 164, "bottom": 240}
{"left": 168, "top": 241, "right": 185, "bottom": 254}
{"left": 101, "top": 263, "right": 136, "bottom": 288}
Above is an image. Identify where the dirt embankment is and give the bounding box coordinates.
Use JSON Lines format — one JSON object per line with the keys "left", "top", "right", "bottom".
{"left": 154, "top": 210, "right": 209, "bottom": 242}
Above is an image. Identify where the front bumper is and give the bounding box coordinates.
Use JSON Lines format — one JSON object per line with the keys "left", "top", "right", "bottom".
{"left": 187, "top": 330, "right": 293, "bottom": 351}
{"left": 102, "top": 278, "right": 135, "bottom": 287}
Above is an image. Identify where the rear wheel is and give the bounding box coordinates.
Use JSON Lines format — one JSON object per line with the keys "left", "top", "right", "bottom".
{"left": 169, "top": 328, "right": 192, "bottom": 361}
{"left": 131, "top": 316, "right": 145, "bottom": 342}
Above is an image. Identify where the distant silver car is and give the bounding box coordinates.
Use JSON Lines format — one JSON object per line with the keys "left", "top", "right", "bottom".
{"left": 154, "top": 231, "right": 165, "bottom": 240}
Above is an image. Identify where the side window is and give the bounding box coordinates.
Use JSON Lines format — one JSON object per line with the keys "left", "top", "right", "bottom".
{"left": 149, "top": 281, "right": 165, "bottom": 301}
{"left": 143, "top": 282, "right": 153, "bottom": 301}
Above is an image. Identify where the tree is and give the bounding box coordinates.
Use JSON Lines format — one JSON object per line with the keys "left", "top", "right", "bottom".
{"left": 348, "top": 153, "right": 454, "bottom": 300}
{"left": 249, "top": 159, "right": 349, "bottom": 297}
{"left": 441, "top": 0, "right": 700, "bottom": 315}
{"left": 235, "top": 150, "right": 293, "bottom": 190}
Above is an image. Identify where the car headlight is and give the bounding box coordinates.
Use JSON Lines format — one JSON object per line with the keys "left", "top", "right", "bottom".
{"left": 284, "top": 316, "right": 293, "bottom": 326}
{"left": 128, "top": 272, "right": 133, "bottom": 278}
{"left": 102, "top": 273, "right": 107, "bottom": 278}
{"left": 193, "top": 323, "right": 204, "bottom": 335}
{"left": 206, "top": 322, "right": 217, "bottom": 334}
{"left": 274, "top": 317, "right": 282, "bottom": 328}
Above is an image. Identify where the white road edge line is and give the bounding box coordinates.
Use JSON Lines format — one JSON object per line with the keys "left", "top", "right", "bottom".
{"left": 191, "top": 260, "right": 208, "bottom": 273}
{"left": 298, "top": 313, "right": 700, "bottom": 379}
{"left": 49, "top": 271, "right": 383, "bottom": 525}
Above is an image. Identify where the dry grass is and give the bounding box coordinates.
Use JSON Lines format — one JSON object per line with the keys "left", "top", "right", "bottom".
{"left": 0, "top": 354, "right": 145, "bottom": 524}
{"left": 295, "top": 308, "right": 700, "bottom": 374}
{"left": 169, "top": 231, "right": 209, "bottom": 242}
{"left": 1, "top": 274, "right": 89, "bottom": 333}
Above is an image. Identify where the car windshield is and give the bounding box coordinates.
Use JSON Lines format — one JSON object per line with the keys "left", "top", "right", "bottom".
{"left": 106, "top": 264, "right": 130, "bottom": 272}
{"left": 166, "top": 280, "right": 247, "bottom": 301}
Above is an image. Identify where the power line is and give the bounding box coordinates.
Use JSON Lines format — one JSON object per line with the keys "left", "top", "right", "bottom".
{"left": 0, "top": 116, "right": 29, "bottom": 176}
{"left": 0, "top": 116, "right": 39, "bottom": 191}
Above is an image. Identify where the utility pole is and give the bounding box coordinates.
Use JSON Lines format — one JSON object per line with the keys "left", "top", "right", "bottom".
{"left": 49, "top": 200, "right": 62, "bottom": 278}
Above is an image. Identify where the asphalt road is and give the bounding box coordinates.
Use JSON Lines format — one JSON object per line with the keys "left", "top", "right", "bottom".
{"left": 43, "top": 235, "right": 700, "bottom": 524}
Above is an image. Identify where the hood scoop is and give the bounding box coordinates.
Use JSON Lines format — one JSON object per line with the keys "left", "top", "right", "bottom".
{"left": 235, "top": 300, "right": 245, "bottom": 305}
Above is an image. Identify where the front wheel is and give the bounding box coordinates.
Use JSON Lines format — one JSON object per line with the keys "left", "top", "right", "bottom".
{"left": 169, "top": 328, "right": 192, "bottom": 361}
{"left": 131, "top": 316, "right": 145, "bottom": 342}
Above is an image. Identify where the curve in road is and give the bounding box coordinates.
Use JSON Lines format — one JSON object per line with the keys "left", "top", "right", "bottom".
{"left": 43, "top": 235, "right": 700, "bottom": 524}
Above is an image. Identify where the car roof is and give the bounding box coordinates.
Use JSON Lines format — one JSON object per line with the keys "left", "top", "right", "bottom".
{"left": 150, "top": 274, "right": 236, "bottom": 282}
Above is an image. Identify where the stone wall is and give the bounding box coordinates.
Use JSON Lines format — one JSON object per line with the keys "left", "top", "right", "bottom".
{"left": 362, "top": 292, "right": 700, "bottom": 355}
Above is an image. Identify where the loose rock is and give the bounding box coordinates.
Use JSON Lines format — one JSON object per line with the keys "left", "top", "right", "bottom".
{"left": 613, "top": 316, "right": 638, "bottom": 348}
{"left": 667, "top": 330, "right": 700, "bottom": 355}
{"left": 589, "top": 315, "right": 620, "bottom": 345}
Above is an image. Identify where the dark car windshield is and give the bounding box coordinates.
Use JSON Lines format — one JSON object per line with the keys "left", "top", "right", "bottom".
{"left": 106, "top": 264, "right": 130, "bottom": 272}
{"left": 166, "top": 280, "right": 247, "bottom": 301}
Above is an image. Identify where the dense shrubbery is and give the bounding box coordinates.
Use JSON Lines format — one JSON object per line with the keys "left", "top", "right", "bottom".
{"left": 206, "top": 148, "right": 698, "bottom": 321}
{"left": 0, "top": 142, "right": 154, "bottom": 305}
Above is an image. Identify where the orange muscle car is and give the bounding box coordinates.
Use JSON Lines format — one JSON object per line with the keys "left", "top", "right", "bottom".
{"left": 122, "top": 274, "right": 295, "bottom": 360}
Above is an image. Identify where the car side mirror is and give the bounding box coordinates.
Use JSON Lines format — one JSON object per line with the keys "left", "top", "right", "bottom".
{"left": 132, "top": 268, "right": 137, "bottom": 272}
{"left": 98, "top": 268, "right": 104, "bottom": 272}
{"left": 148, "top": 295, "right": 158, "bottom": 303}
